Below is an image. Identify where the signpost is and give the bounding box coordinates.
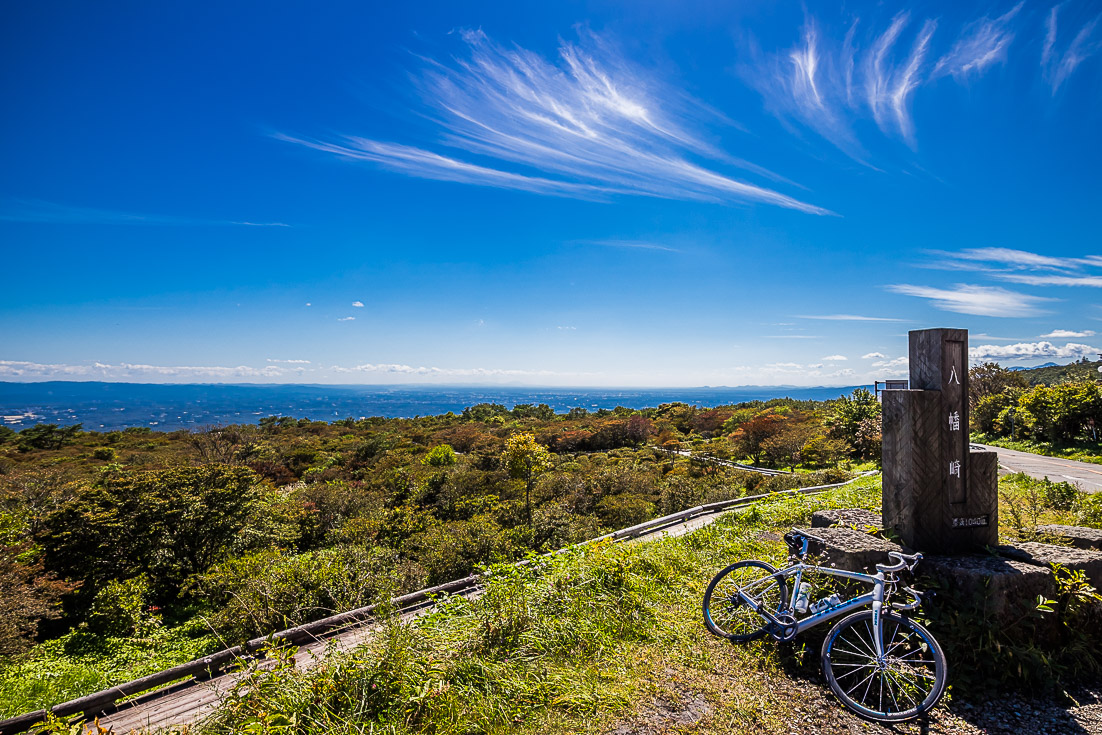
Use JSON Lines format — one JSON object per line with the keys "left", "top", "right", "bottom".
{"left": 882, "top": 328, "right": 998, "bottom": 552}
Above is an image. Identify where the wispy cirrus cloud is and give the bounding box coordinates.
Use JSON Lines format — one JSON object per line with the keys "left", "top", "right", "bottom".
{"left": 932, "top": 3, "right": 1022, "bottom": 80}
{"left": 1041, "top": 329, "right": 1095, "bottom": 338}
{"left": 0, "top": 199, "right": 289, "bottom": 227}
{"left": 574, "top": 238, "right": 681, "bottom": 253}
{"left": 745, "top": 3, "right": 1097, "bottom": 154}
{"left": 1042, "top": 4, "right": 1102, "bottom": 93}
{"left": 744, "top": 12, "right": 940, "bottom": 153}
{"left": 865, "top": 14, "right": 937, "bottom": 147}
{"left": 970, "top": 341, "right": 1100, "bottom": 361}
{"left": 797, "top": 314, "right": 907, "bottom": 322}
{"left": 927, "top": 247, "right": 1102, "bottom": 287}
{"left": 279, "top": 29, "right": 829, "bottom": 215}
{"left": 885, "top": 283, "right": 1053, "bottom": 317}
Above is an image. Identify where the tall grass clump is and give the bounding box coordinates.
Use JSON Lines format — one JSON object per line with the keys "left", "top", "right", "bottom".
{"left": 201, "top": 475, "right": 883, "bottom": 735}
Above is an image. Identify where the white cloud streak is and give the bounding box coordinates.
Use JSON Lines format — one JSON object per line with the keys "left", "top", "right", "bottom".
{"left": 969, "top": 341, "right": 1100, "bottom": 361}
{"left": 866, "top": 15, "right": 937, "bottom": 147}
{"left": 822, "top": 355, "right": 848, "bottom": 361}
{"left": 886, "top": 283, "right": 1053, "bottom": 317}
{"left": 862, "top": 352, "right": 887, "bottom": 359}
{"left": 279, "top": 30, "right": 830, "bottom": 215}
{"left": 746, "top": 4, "right": 1096, "bottom": 154}
{"left": 929, "top": 248, "right": 1102, "bottom": 288}
{"left": 1042, "top": 5, "right": 1102, "bottom": 93}
{"left": 1041, "top": 329, "right": 1095, "bottom": 338}
{"left": 933, "top": 3, "right": 1021, "bottom": 80}
{"left": 0, "top": 199, "right": 289, "bottom": 227}
{"left": 797, "top": 314, "right": 907, "bottom": 322}
{"left": 575, "top": 239, "right": 681, "bottom": 253}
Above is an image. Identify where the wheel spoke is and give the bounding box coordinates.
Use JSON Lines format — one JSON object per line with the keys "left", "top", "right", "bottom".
{"left": 703, "top": 561, "right": 788, "bottom": 642}
{"left": 823, "top": 612, "right": 946, "bottom": 722}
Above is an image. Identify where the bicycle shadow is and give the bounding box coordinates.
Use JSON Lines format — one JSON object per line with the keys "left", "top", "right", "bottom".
{"left": 771, "top": 637, "right": 1099, "bottom": 733}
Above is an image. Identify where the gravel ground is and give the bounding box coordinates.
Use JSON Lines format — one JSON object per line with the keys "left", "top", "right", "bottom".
{"left": 604, "top": 671, "right": 1102, "bottom": 734}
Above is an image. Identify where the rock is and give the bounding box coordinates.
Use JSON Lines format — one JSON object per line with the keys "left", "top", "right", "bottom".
{"left": 810, "top": 508, "right": 883, "bottom": 531}
{"left": 799, "top": 526, "right": 902, "bottom": 573}
{"left": 921, "top": 553, "right": 1057, "bottom": 617}
{"left": 1034, "top": 524, "right": 1102, "bottom": 551}
{"left": 994, "top": 541, "right": 1102, "bottom": 588}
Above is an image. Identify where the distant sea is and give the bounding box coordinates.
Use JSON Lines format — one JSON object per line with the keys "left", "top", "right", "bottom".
{"left": 0, "top": 382, "right": 868, "bottom": 432}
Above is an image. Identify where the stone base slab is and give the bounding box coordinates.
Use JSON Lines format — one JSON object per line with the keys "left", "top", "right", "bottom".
{"left": 921, "top": 553, "right": 1057, "bottom": 617}
{"left": 799, "top": 526, "right": 903, "bottom": 573}
{"left": 1035, "top": 524, "right": 1102, "bottom": 551}
{"left": 810, "top": 508, "right": 883, "bottom": 531}
{"left": 995, "top": 541, "right": 1102, "bottom": 588}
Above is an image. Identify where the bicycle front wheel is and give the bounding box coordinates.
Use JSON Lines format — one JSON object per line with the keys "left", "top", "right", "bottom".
{"left": 702, "top": 560, "right": 788, "bottom": 642}
{"left": 821, "top": 611, "right": 947, "bottom": 722}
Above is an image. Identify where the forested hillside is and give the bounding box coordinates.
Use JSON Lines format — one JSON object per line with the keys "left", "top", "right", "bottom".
{"left": 0, "top": 392, "right": 880, "bottom": 715}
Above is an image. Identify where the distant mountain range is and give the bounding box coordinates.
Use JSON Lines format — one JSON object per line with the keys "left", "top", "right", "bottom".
{"left": 1007, "top": 362, "right": 1058, "bottom": 371}
{"left": 1011, "top": 359, "right": 1102, "bottom": 385}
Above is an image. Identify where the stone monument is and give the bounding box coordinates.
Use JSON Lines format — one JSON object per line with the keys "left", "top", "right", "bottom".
{"left": 881, "top": 328, "right": 999, "bottom": 552}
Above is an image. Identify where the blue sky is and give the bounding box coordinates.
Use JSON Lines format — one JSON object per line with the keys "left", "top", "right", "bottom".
{"left": 2, "top": 0, "right": 1100, "bottom": 387}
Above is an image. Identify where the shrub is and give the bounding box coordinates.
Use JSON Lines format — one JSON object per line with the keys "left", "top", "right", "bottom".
{"left": 91, "top": 447, "right": 117, "bottom": 462}
{"left": 0, "top": 545, "right": 75, "bottom": 656}
{"left": 1077, "top": 492, "right": 1102, "bottom": 527}
{"left": 423, "top": 444, "right": 457, "bottom": 467}
{"left": 200, "top": 545, "right": 424, "bottom": 641}
{"left": 86, "top": 575, "right": 159, "bottom": 638}
{"left": 595, "top": 493, "right": 654, "bottom": 529}
{"left": 39, "top": 464, "right": 260, "bottom": 603}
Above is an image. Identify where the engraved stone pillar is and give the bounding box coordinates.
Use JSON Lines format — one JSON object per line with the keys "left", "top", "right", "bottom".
{"left": 881, "top": 328, "right": 998, "bottom": 552}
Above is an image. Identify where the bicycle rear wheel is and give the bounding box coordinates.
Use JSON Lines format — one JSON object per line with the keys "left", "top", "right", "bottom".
{"left": 702, "top": 560, "right": 787, "bottom": 642}
{"left": 821, "top": 611, "right": 947, "bottom": 722}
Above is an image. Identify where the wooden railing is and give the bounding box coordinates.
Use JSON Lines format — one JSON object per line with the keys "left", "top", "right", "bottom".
{"left": 0, "top": 472, "right": 876, "bottom": 735}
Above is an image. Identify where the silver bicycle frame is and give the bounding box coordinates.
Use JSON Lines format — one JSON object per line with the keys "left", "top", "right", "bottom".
{"left": 737, "top": 562, "right": 891, "bottom": 659}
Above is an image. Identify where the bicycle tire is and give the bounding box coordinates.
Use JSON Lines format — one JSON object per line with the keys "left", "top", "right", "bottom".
{"left": 702, "top": 560, "right": 788, "bottom": 641}
{"left": 821, "top": 610, "right": 947, "bottom": 722}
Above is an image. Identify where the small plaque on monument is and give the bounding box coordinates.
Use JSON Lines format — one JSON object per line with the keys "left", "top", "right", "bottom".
{"left": 882, "top": 328, "right": 998, "bottom": 552}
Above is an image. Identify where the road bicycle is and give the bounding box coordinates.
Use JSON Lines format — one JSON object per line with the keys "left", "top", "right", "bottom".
{"left": 703, "top": 529, "right": 947, "bottom": 722}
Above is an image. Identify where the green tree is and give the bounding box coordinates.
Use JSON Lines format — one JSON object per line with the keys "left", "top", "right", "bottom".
{"left": 501, "top": 432, "right": 552, "bottom": 525}
{"left": 39, "top": 464, "right": 260, "bottom": 601}
{"left": 17, "top": 423, "right": 83, "bottom": 452}
{"left": 827, "top": 389, "right": 881, "bottom": 458}
{"left": 1016, "top": 381, "right": 1102, "bottom": 444}
{"left": 968, "top": 362, "right": 1028, "bottom": 411}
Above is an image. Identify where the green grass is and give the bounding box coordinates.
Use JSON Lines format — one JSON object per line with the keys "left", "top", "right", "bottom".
{"left": 0, "top": 619, "right": 219, "bottom": 718}
{"left": 197, "top": 476, "right": 885, "bottom": 735}
{"left": 997, "top": 471, "right": 1102, "bottom": 537}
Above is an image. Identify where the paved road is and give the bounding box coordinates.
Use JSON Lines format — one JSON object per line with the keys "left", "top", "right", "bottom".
{"left": 974, "top": 443, "right": 1102, "bottom": 492}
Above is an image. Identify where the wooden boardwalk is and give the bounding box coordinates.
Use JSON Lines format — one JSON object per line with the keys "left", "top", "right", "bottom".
{"left": 0, "top": 475, "right": 872, "bottom": 735}
{"left": 91, "top": 608, "right": 408, "bottom": 733}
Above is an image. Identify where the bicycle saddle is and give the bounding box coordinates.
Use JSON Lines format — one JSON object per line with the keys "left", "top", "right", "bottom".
{"left": 783, "top": 528, "right": 826, "bottom": 557}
